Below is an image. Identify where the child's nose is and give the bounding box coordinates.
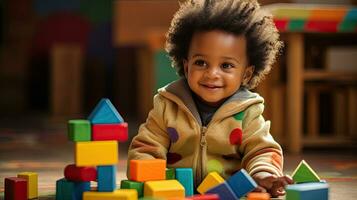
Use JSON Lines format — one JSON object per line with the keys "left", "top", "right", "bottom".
{"left": 205, "top": 66, "right": 220, "bottom": 78}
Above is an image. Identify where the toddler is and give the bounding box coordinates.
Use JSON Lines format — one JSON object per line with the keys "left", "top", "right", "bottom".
{"left": 128, "top": 0, "right": 293, "bottom": 197}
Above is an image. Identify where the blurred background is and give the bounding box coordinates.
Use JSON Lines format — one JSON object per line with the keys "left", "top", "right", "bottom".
{"left": 0, "top": 0, "right": 357, "bottom": 198}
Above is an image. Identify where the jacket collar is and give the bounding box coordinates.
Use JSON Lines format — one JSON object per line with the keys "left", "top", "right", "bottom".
{"left": 158, "top": 78, "right": 263, "bottom": 125}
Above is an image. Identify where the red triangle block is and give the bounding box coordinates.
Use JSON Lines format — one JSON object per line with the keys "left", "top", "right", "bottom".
{"left": 64, "top": 164, "right": 97, "bottom": 182}
{"left": 92, "top": 123, "right": 128, "bottom": 142}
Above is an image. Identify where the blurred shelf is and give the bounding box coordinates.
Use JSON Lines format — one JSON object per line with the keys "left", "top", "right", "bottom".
{"left": 304, "top": 70, "right": 357, "bottom": 82}
{"left": 303, "top": 136, "right": 357, "bottom": 147}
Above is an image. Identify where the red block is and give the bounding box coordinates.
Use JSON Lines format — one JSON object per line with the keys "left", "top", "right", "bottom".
{"left": 188, "top": 194, "right": 220, "bottom": 200}
{"left": 64, "top": 164, "right": 97, "bottom": 181}
{"left": 5, "top": 177, "right": 27, "bottom": 200}
{"left": 92, "top": 122, "right": 128, "bottom": 142}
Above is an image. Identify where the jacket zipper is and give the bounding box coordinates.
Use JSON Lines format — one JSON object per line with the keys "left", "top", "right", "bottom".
{"left": 196, "top": 126, "right": 207, "bottom": 186}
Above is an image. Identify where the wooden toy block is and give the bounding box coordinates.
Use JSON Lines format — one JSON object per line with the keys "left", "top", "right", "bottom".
{"left": 175, "top": 168, "right": 194, "bottom": 196}
{"left": 247, "top": 192, "right": 270, "bottom": 200}
{"left": 197, "top": 171, "right": 225, "bottom": 194}
{"left": 64, "top": 164, "right": 97, "bottom": 181}
{"left": 88, "top": 98, "right": 124, "bottom": 124}
{"left": 286, "top": 182, "right": 329, "bottom": 200}
{"left": 226, "top": 169, "right": 257, "bottom": 198}
{"left": 92, "top": 123, "right": 128, "bottom": 142}
{"left": 144, "top": 180, "right": 185, "bottom": 198}
{"left": 75, "top": 141, "right": 118, "bottom": 166}
{"left": 98, "top": 165, "right": 117, "bottom": 192}
{"left": 188, "top": 194, "right": 220, "bottom": 200}
{"left": 291, "top": 160, "right": 320, "bottom": 183}
{"left": 56, "top": 178, "right": 90, "bottom": 200}
{"left": 5, "top": 177, "right": 27, "bottom": 200}
{"left": 130, "top": 159, "right": 166, "bottom": 181}
{"left": 139, "top": 197, "right": 165, "bottom": 200}
{"left": 120, "top": 180, "right": 144, "bottom": 197}
{"left": 83, "top": 189, "right": 138, "bottom": 200}
{"left": 68, "top": 119, "right": 91, "bottom": 141}
{"left": 206, "top": 181, "right": 237, "bottom": 200}
{"left": 166, "top": 168, "right": 175, "bottom": 180}
{"left": 17, "top": 172, "right": 38, "bottom": 199}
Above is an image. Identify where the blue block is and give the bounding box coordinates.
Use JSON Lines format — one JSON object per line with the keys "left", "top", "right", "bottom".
{"left": 88, "top": 98, "right": 124, "bottom": 124}
{"left": 98, "top": 165, "right": 116, "bottom": 192}
{"left": 56, "top": 178, "right": 90, "bottom": 200}
{"left": 175, "top": 168, "right": 193, "bottom": 196}
{"left": 226, "top": 169, "right": 257, "bottom": 198}
{"left": 206, "top": 182, "right": 237, "bottom": 200}
{"left": 286, "top": 182, "right": 329, "bottom": 200}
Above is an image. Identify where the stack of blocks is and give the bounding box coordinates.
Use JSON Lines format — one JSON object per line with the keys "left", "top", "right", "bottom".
{"left": 56, "top": 98, "right": 137, "bottom": 199}
{"left": 4, "top": 172, "right": 38, "bottom": 199}
{"left": 286, "top": 160, "right": 329, "bottom": 200}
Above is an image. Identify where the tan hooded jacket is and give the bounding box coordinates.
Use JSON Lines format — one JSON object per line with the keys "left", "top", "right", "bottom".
{"left": 128, "top": 78, "right": 283, "bottom": 186}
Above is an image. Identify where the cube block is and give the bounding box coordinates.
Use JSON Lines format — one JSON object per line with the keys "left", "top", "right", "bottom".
{"left": 88, "top": 98, "right": 124, "bottom": 124}
{"left": 120, "top": 180, "right": 144, "bottom": 197}
{"left": 75, "top": 141, "right": 118, "bottom": 166}
{"left": 98, "top": 165, "right": 117, "bottom": 192}
{"left": 226, "top": 169, "right": 257, "bottom": 198}
{"left": 83, "top": 189, "right": 138, "bottom": 200}
{"left": 175, "top": 168, "right": 193, "bottom": 196}
{"left": 286, "top": 182, "right": 328, "bottom": 200}
{"left": 130, "top": 159, "right": 166, "bottom": 182}
{"left": 197, "top": 172, "right": 225, "bottom": 194}
{"left": 5, "top": 177, "right": 27, "bottom": 200}
{"left": 166, "top": 168, "right": 175, "bottom": 180}
{"left": 56, "top": 178, "right": 90, "bottom": 200}
{"left": 64, "top": 164, "right": 97, "bottom": 181}
{"left": 17, "top": 172, "right": 38, "bottom": 199}
{"left": 92, "top": 123, "right": 128, "bottom": 142}
{"left": 206, "top": 182, "right": 237, "bottom": 200}
{"left": 68, "top": 119, "right": 91, "bottom": 141}
{"left": 292, "top": 160, "right": 320, "bottom": 183}
{"left": 144, "top": 180, "right": 185, "bottom": 198}
{"left": 247, "top": 192, "right": 270, "bottom": 200}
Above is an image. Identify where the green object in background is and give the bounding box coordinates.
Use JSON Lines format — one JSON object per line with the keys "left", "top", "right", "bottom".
{"left": 339, "top": 20, "right": 357, "bottom": 32}
{"left": 292, "top": 160, "right": 321, "bottom": 183}
{"left": 120, "top": 180, "right": 144, "bottom": 197}
{"left": 154, "top": 50, "right": 179, "bottom": 91}
{"left": 68, "top": 120, "right": 91, "bottom": 141}
{"left": 166, "top": 168, "right": 175, "bottom": 180}
{"left": 288, "top": 19, "right": 305, "bottom": 31}
{"left": 80, "top": 0, "right": 113, "bottom": 24}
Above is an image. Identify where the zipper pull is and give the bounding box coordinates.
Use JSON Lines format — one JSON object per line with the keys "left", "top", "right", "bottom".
{"left": 200, "top": 126, "right": 207, "bottom": 147}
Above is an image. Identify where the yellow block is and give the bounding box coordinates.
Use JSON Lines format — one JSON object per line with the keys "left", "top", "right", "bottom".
{"left": 83, "top": 189, "right": 137, "bottom": 200}
{"left": 75, "top": 141, "right": 118, "bottom": 166}
{"left": 144, "top": 180, "right": 185, "bottom": 198}
{"left": 17, "top": 172, "right": 38, "bottom": 199}
{"left": 197, "top": 172, "right": 225, "bottom": 194}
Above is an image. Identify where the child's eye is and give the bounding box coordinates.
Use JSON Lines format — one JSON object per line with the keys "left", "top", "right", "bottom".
{"left": 221, "top": 62, "right": 234, "bottom": 69}
{"left": 194, "top": 60, "right": 207, "bottom": 67}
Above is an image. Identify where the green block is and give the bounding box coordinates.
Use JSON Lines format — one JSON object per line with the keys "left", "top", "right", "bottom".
{"left": 338, "top": 20, "right": 357, "bottom": 32}
{"left": 288, "top": 19, "right": 305, "bottom": 31}
{"left": 292, "top": 160, "right": 320, "bottom": 183}
{"left": 166, "top": 168, "right": 175, "bottom": 180}
{"left": 120, "top": 180, "right": 144, "bottom": 197}
{"left": 68, "top": 120, "right": 91, "bottom": 141}
{"left": 56, "top": 178, "right": 74, "bottom": 200}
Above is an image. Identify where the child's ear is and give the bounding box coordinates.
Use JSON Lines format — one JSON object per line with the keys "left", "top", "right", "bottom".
{"left": 243, "top": 65, "right": 255, "bottom": 85}
{"left": 183, "top": 59, "right": 189, "bottom": 78}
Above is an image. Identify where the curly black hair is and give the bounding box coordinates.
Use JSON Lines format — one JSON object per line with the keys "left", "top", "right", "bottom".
{"left": 165, "top": 0, "right": 283, "bottom": 89}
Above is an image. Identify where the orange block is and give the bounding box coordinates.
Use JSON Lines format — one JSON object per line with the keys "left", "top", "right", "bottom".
{"left": 247, "top": 192, "right": 270, "bottom": 200}
{"left": 129, "top": 159, "right": 166, "bottom": 182}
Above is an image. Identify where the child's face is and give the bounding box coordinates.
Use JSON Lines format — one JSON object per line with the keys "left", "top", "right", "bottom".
{"left": 183, "top": 30, "right": 254, "bottom": 106}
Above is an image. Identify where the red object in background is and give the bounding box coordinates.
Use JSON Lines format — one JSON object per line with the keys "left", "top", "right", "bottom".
{"left": 305, "top": 20, "right": 339, "bottom": 32}
{"left": 273, "top": 19, "right": 289, "bottom": 31}
{"left": 5, "top": 177, "right": 28, "bottom": 200}
{"left": 188, "top": 194, "right": 220, "bottom": 200}
{"left": 64, "top": 164, "right": 97, "bottom": 182}
{"left": 92, "top": 123, "right": 128, "bottom": 142}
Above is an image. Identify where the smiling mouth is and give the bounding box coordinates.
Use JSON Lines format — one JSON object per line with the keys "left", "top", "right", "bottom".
{"left": 200, "top": 84, "right": 223, "bottom": 89}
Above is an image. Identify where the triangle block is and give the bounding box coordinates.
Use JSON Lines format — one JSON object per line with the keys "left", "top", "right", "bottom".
{"left": 88, "top": 98, "right": 124, "bottom": 124}
{"left": 292, "top": 160, "right": 320, "bottom": 183}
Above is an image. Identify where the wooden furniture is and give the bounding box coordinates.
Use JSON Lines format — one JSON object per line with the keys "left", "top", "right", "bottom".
{"left": 265, "top": 4, "right": 357, "bottom": 153}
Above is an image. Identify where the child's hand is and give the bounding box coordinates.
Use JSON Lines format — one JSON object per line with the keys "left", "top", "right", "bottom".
{"left": 252, "top": 171, "right": 293, "bottom": 197}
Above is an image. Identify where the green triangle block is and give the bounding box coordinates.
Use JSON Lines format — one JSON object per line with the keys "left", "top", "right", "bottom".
{"left": 292, "top": 160, "right": 320, "bottom": 183}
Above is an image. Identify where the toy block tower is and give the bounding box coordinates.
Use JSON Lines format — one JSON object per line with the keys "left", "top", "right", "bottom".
{"left": 56, "top": 98, "right": 129, "bottom": 199}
